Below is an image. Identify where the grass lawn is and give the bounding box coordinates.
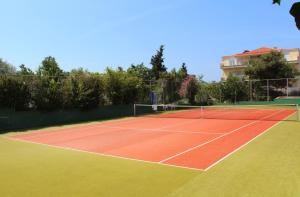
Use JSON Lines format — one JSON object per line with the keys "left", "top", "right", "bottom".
{"left": 1, "top": 120, "right": 300, "bottom": 197}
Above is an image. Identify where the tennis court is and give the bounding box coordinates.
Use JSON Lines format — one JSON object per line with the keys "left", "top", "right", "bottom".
{"left": 8, "top": 104, "right": 298, "bottom": 171}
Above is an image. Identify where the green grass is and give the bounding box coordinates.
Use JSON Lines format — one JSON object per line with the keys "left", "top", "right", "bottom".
{"left": 1, "top": 120, "right": 300, "bottom": 196}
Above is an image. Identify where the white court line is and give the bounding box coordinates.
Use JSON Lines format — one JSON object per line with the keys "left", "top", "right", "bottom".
{"left": 9, "top": 116, "right": 148, "bottom": 137}
{"left": 4, "top": 109, "right": 294, "bottom": 172}
{"left": 93, "top": 125, "right": 225, "bottom": 135}
{"left": 3, "top": 136, "right": 204, "bottom": 172}
{"left": 3, "top": 109, "right": 291, "bottom": 172}
{"left": 204, "top": 110, "right": 297, "bottom": 171}
{"left": 159, "top": 109, "right": 285, "bottom": 164}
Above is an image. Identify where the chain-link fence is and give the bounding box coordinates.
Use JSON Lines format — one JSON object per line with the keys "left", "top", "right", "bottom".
{"left": 247, "top": 78, "right": 300, "bottom": 102}
{"left": 213, "top": 78, "right": 300, "bottom": 104}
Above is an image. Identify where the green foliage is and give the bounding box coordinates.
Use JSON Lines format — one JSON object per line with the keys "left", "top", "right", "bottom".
{"left": 0, "top": 63, "right": 33, "bottom": 110}
{"left": 222, "top": 75, "right": 248, "bottom": 103}
{"left": 69, "top": 69, "right": 104, "bottom": 110}
{"left": 150, "top": 45, "right": 167, "bottom": 79}
{"left": 273, "top": 0, "right": 300, "bottom": 30}
{"left": 127, "top": 63, "right": 152, "bottom": 81}
{"left": 207, "top": 76, "right": 248, "bottom": 104}
{"left": 37, "top": 56, "right": 63, "bottom": 77}
{"left": 179, "top": 76, "right": 199, "bottom": 104}
{"left": 0, "top": 59, "right": 16, "bottom": 74}
{"left": 245, "top": 51, "right": 299, "bottom": 80}
{"left": 0, "top": 76, "right": 31, "bottom": 110}
{"left": 105, "top": 68, "right": 142, "bottom": 105}
{"left": 32, "top": 77, "right": 63, "bottom": 110}
{"left": 207, "top": 82, "right": 223, "bottom": 103}
{"left": 290, "top": 2, "right": 300, "bottom": 30}
{"left": 178, "top": 63, "right": 188, "bottom": 80}
{"left": 18, "top": 64, "right": 34, "bottom": 75}
{"left": 195, "top": 77, "right": 211, "bottom": 105}
{"left": 33, "top": 57, "right": 64, "bottom": 110}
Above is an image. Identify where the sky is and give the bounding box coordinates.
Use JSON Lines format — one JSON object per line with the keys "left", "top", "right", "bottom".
{"left": 0, "top": 0, "right": 299, "bottom": 81}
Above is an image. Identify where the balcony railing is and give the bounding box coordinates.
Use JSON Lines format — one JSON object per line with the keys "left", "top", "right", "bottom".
{"left": 220, "top": 63, "right": 249, "bottom": 69}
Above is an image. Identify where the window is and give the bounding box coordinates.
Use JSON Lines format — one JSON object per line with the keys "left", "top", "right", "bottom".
{"left": 229, "top": 58, "right": 237, "bottom": 66}
{"left": 284, "top": 54, "right": 290, "bottom": 61}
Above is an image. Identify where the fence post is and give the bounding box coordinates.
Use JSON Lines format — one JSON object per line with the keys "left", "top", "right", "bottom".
{"left": 219, "top": 87, "right": 222, "bottom": 103}
{"left": 267, "top": 79, "right": 270, "bottom": 101}
{"left": 287, "top": 78, "right": 289, "bottom": 97}
{"left": 249, "top": 80, "right": 252, "bottom": 101}
{"left": 234, "top": 89, "right": 237, "bottom": 104}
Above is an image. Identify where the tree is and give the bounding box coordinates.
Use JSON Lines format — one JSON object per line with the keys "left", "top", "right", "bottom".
{"left": 244, "top": 51, "right": 299, "bottom": 80}
{"left": 105, "top": 68, "right": 142, "bottom": 105}
{"left": 273, "top": 0, "right": 300, "bottom": 30}
{"left": 150, "top": 45, "right": 167, "bottom": 79}
{"left": 0, "top": 63, "right": 32, "bottom": 110}
{"left": 0, "top": 59, "right": 16, "bottom": 74}
{"left": 0, "top": 76, "right": 31, "bottom": 110}
{"left": 179, "top": 75, "right": 198, "bottom": 104}
{"left": 290, "top": 2, "right": 300, "bottom": 30}
{"left": 69, "top": 68, "right": 104, "bottom": 110}
{"left": 207, "top": 82, "right": 223, "bottom": 103}
{"left": 156, "top": 73, "right": 179, "bottom": 104}
{"left": 195, "top": 76, "right": 210, "bottom": 105}
{"left": 18, "top": 64, "right": 34, "bottom": 75}
{"left": 33, "top": 56, "right": 64, "bottom": 110}
{"left": 127, "top": 63, "right": 151, "bottom": 81}
{"left": 37, "top": 56, "right": 63, "bottom": 77}
{"left": 178, "top": 63, "right": 188, "bottom": 80}
{"left": 222, "top": 75, "right": 248, "bottom": 103}
{"left": 245, "top": 51, "right": 300, "bottom": 100}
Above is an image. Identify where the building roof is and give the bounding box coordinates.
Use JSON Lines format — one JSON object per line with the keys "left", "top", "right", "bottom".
{"left": 224, "top": 47, "right": 281, "bottom": 58}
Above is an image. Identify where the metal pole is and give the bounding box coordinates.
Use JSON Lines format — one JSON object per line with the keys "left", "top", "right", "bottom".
{"left": 249, "top": 80, "right": 252, "bottom": 101}
{"left": 219, "top": 86, "right": 222, "bottom": 103}
{"left": 287, "top": 78, "right": 289, "bottom": 97}
{"left": 297, "top": 104, "right": 300, "bottom": 121}
{"left": 267, "top": 79, "right": 270, "bottom": 101}
{"left": 235, "top": 89, "right": 237, "bottom": 104}
{"left": 133, "top": 104, "right": 136, "bottom": 116}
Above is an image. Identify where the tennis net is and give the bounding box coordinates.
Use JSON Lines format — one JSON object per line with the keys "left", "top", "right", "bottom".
{"left": 134, "top": 104, "right": 299, "bottom": 121}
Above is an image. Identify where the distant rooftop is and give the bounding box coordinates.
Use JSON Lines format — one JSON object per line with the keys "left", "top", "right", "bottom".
{"left": 223, "top": 47, "right": 297, "bottom": 58}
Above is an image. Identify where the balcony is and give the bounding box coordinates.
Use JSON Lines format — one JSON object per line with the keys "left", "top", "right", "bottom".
{"left": 220, "top": 63, "right": 249, "bottom": 69}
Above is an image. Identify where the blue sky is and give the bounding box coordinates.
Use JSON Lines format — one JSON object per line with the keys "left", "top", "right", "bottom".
{"left": 0, "top": 0, "right": 299, "bottom": 81}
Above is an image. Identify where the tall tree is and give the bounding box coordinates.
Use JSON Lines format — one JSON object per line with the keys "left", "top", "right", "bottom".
{"left": 178, "top": 63, "right": 188, "bottom": 80}
{"left": 34, "top": 56, "right": 64, "bottom": 110}
{"left": 37, "top": 56, "right": 63, "bottom": 77}
{"left": 150, "top": 45, "right": 167, "bottom": 79}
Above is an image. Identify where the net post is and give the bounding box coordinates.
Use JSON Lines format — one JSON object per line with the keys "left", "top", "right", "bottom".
{"left": 133, "top": 104, "right": 136, "bottom": 117}
{"left": 200, "top": 106, "right": 204, "bottom": 119}
{"left": 296, "top": 104, "right": 300, "bottom": 121}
